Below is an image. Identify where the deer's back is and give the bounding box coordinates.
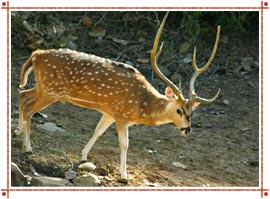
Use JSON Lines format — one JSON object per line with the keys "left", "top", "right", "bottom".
{"left": 31, "top": 49, "right": 164, "bottom": 122}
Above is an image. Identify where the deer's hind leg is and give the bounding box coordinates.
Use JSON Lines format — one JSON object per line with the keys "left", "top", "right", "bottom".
{"left": 17, "top": 87, "right": 57, "bottom": 152}
{"left": 16, "top": 87, "right": 37, "bottom": 136}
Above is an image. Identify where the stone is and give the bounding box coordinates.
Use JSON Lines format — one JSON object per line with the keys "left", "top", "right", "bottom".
{"left": 30, "top": 176, "right": 69, "bottom": 187}
{"left": 65, "top": 170, "right": 77, "bottom": 180}
{"left": 223, "top": 99, "right": 230, "bottom": 106}
{"left": 11, "top": 162, "right": 30, "bottom": 186}
{"left": 74, "top": 174, "right": 101, "bottom": 186}
{"left": 173, "top": 162, "right": 188, "bottom": 169}
{"left": 183, "top": 57, "right": 192, "bottom": 64}
{"left": 37, "top": 122, "right": 65, "bottom": 133}
{"left": 78, "top": 162, "right": 96, "bottom": 172}
{"left": 143, "top": 179, "right": 160, "bottom": 187}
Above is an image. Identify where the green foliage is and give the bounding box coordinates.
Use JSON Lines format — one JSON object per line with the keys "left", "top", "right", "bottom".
{"left": 64, "top": 133, "right": 77, "bottom": 140}
{"left": 11, "top": 11, "right": 258, "bottom": 52}
{"left": 53, "top": 148, "right": 62, "bottom": 156}
{"left": 30, "top": 140, "right": 35, "bottom": 146}
{"left": 177, "top": 11, "right": 258, "bottom": 41}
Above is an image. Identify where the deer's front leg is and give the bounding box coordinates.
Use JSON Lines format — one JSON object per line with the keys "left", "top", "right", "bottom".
{"left": 116, "top": 122, "right": 129, "bottom": 180}
{"left": 81, "top": 114, "right": 114, "bottom": 162}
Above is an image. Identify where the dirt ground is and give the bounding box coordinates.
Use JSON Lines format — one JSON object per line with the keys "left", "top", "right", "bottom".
{"left": 10, "top": 11, "right": 259, "bottom": 187}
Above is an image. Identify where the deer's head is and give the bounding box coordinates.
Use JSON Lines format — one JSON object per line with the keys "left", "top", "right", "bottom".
{"left": 150, "top": 12, "right": 221, "bottom": 137}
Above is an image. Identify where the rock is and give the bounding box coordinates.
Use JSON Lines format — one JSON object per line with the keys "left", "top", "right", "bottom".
{"left": 11, "top": 162, "right": 30, "bottom": 186}
{"left": 143, "top": 179, "right": 160, "bottom": 187}
{"left": 173, "top": 162, "right": 188, "bottom": 169}
{"left": 94, "top": 167, "right": 109, "bottom": 176}
{"left": 147, "top": 149, "right": 157, "bottom": 154}
{"left": 78, "top": 162, "right": 96, "bottom": 172}
{"left": 147, "top": 149, "right": 154, "bottom": 154}
{"left": 241, "top": 57, "right": 254, "bottom": 72}
{"left": 223, "top": 99, "right": 230, "bottom": 106}
{"left": 37, "top": 122, "right": 65, "bottom": 133}
{"left": 30, "top": 176, "right": 69, "bottom": 187}
{"left": 242, "top": 63, "right": 251, "bottom": 71}
{"left": 74, "top": 174, "right": 101, "bottom": 186}
{"left": 65, "top": 170, "right": 77, "bottom": 180}
{"left": 233, "top": 64, "right": 243, "bottom": 74}
{"left": 33, "top": 112, "right": 48, "bottom": 119}
{"left": 183, "top": 57, "right": 192, "bottom": 64}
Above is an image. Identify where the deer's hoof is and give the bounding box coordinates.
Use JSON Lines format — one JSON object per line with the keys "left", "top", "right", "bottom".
{"left": 117, "top": 177, "right": 128, "bottom": 184}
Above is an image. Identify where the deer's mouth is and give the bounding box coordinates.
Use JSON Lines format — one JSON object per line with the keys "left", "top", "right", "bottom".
{"left": 179, "top": 127, "right": 191, "bottom": 137}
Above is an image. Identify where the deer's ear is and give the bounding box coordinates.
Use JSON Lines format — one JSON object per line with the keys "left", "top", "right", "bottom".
{"left": 165, "top": 86, "right": 174, "bottom": 98}
{"left": 192, "top": 101, "right": 201, "bottom": 111}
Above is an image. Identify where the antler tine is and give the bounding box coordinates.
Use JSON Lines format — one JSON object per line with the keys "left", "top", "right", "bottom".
{"left": 190, "top": 25, "right": 221, "bottom": 104}
{"left": 150, "top": 12, "right": 187, "bottom": 103}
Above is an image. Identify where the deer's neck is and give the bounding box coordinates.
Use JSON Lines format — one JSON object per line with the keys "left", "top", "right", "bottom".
{"left": 136, "top": 87, "right": 172, "bottom": 125}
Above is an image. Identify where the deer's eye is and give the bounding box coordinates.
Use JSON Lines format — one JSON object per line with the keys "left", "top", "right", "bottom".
{"left": 176, "top": 108, "right": 183, "bottom": 116}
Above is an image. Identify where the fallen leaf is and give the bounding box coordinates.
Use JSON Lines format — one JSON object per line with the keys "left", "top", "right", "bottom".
{"left": 107, "top": 36, "right": 129, "bottom": 46}
{"left": 82, "top": 16, "right": 93, "bottom": 27}
{"left": 89, "top": 28, "right": 106, "bottom": 37}
{"left": 137, "top": 58, "right": 149, "bottom": 64}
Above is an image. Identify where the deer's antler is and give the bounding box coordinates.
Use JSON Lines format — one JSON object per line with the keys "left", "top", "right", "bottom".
{"left": 150, "top": 12, "right": 187, "bottom": 104}
{"left": 190, "top": 25, "right": 221, "bottom": 104}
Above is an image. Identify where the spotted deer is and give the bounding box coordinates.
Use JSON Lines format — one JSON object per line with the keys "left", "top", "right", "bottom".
{"left": 16, "top": 13, "right": 220, "bottom": 181}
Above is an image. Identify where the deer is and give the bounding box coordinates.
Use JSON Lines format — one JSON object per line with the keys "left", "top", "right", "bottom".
{"left": 16, "top": 12, "right": 221, "bottom": 182}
